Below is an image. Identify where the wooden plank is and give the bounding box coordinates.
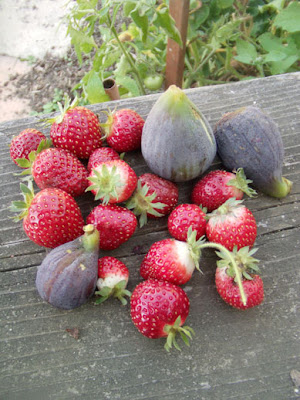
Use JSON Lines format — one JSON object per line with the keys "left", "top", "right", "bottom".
{"left": 165, "top": 0, "right": 190, "bottom": 88}
{"left": 0, "top": 73, "right": 299, "bottom": 400}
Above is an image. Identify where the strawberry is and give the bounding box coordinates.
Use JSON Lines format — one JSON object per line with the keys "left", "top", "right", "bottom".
{"left": 86, "top": 159, "right": 137, "bottom": 204}
{"left": 140, "top": 229, "right": 204, "bottom": 285}
{"left": 206, "top": 198, "right": 257, "bottom": 251}
{"left": 191, "top": 168, "right": 257, "bottom": 212}
{"left": 87, "top": 147, "right": 120, "bottom": 172}
{"left": 102, "top": 108, "right": 144, "bottom": 152}
{"left": 168, "top": 203, "right": 206, "bottom": 241}
{"left": 95, "top": 256, "right": 131, "bottom": 305}
{"left": 10, "top": 182, "right": 84, "bottom": 248}
{"left": 10, "top": 128, "right": 47, "bottom": 167}
{"left": 86, "top": 204, "right": 137, "bottom": 250}
{"left": 215, "top": 246, "right": 264, "bottom": 310}
{"left": 18, "top": 147, "right": 88, "bottom": 197}
{"left": 49, "top": 97, "right": 102, "bottom": 159}
{"left": 130, "top": 279, "right": 194, "bottom": 351}
{"left": 126, "top": 173, "right": 178, "bottom": 227}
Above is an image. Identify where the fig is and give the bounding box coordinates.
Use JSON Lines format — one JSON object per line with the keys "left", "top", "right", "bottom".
{"left": 141, "top": 85, "right": 216, "bottom": 182}
{"left": 214, "top": 106, "right": 293, "bottom": 198}
{"left": 36, "top": 224, "right": 100, "bottom": 310}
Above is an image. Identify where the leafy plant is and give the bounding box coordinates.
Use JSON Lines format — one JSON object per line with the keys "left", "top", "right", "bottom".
{"left": 66, "top": 0, "right": 182, "bottom": 103}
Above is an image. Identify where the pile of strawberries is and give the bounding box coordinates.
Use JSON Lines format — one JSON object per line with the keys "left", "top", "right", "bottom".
{"left": 10, "top": 101, "right": 264, "bottom": 351}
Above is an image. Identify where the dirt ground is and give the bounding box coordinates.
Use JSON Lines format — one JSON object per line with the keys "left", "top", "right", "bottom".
{"left": 0, "top": 0, "right": 90, "bottom": 124}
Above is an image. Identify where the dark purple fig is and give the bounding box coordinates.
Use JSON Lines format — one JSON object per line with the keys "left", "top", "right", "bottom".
{"left": 36, "top": 224, "right": 100, "bottom": 310}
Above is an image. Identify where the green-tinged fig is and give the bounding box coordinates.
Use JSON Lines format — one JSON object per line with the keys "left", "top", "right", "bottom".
{"left": 36, "top": 224, "right": 100, "bottom": 310}
{"left": 141, "top": 85, "right": 216, "bottom": 182}
{"left": 214, "top": 106, "right": 292, "bottom": 198}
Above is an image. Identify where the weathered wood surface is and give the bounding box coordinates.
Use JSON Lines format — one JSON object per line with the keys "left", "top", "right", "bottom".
{"left": 0, "top": 73, "right": 299, "bottom": 400}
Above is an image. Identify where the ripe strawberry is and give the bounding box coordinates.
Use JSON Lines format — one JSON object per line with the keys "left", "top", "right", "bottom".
{"left": 10, "top": 128, "right": 47, "bottom": 167}
{"left": 140, "top": 229, "right": 204, "bottom": 285}
{"left": 87, "top": 147, "right": 120, "bottom": 172}
{"left": 191, "top": 168, "right": 257, "bottom": 212}
{"left": 126, "top": 173, "right": 178, "bottom": 227}
{"left": 206, "top": 198, "right": 257, "bottom": 251}
{"left": 19, "top": 147, "right": 88, "bottom": 197}
{"left": 10, "top": 182, "right": 84, "bottom": 248}
{"left": 49, "top": 97, "right": 102, "bottom": 159}
{"left": 168, "top": 203, "right": 206, "bottom": 241}
{"left": 86, "top": 159, "right": 137, "bottom": 204}
{"left": 102, "top": 108, "right": 144, "bottom": 152}
{"left": 215, "top": 246, "right": 264, "bottom": 310}
{"left": 86, "top": 204, "right": 137, "bottom": 250}
{"left": 95, "top": 256, "right": 131, "bottom": 305}
{"left": 130, "top": 279, "right": 194, "bottom": 351}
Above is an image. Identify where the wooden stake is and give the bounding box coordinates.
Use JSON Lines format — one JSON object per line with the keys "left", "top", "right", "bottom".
{"left": 165, "top": 0, "right": 190, "bottom": 89}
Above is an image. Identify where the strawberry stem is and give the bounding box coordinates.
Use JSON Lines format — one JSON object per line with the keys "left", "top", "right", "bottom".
{"left": 199, "top": 242, "right": 247, "bottom": 306}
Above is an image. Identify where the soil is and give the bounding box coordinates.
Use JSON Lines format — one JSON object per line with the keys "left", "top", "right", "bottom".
{"left": 14, "top": 50, "right": 92, "bottom": 114}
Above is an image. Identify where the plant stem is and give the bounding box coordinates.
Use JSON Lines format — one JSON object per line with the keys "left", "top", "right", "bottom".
{"left": 107, "top": 15, "right": 146, "bottom": 96}
{"left": 199, "top": 242, "right": 247, "bottom": 306}
{"left": 183, "top": 48, "right": 216, "bottom": 89}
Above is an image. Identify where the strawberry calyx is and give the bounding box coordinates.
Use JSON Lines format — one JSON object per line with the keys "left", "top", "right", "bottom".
{"left": 186, "top": 227, "right": 207, "bottom": 272}
{"left": 95, "top": 279, "right": 131, "bottom": 305}
{"left": 99, "top": 108, "right": 117, "bottom": 140}
{"left": 163, "top": 316, "right": 195, "bottom": 352}
{"left": 43, "top": 95, "right": 80, "bottom": 126}
{"left": 216, "top": 246, "right": 260, "bottom": 281}
{"left": 126, "top": 180, "right": 167, "bottom": 227}
{"left": 86, "top": 164, "right": 123, "bottom": 203}
{"left": 14, "top": 138, "right": 52, "bottom": 177}
{"left": 9, "top": 181, "right": 35, "bottom": 221}
{"left": 227, "top": 168, "right": 257, "bottom": 198}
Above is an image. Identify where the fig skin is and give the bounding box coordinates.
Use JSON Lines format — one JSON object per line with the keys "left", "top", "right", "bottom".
{"left": 141, "top": 85, "right": 216, "bottom": 182}
{"left": 214, "top": 106, "right": 292, "bottom": 198}
{"left": 36, "top": 225, "right": 99, "bottom": 310}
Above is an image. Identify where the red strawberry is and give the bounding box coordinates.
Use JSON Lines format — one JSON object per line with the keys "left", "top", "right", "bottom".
{"left": 10, "top": 182, "right": 84, "bottom": 248}
{"left": 102, "top": 108, "right": 144, "bottom": 152}
{"left": 191, "top": 168, "right": 257, "bottom": 212}
{"left": 130, "top": 279, "right": 194, "bottom": 351}
{"left": 86, "top": 204, "right": 137, "bottom": 250}
{"left": 87, "top": 147, "right": 120, "bottom": 172}
{"left": 10, "top": 128, "right": 47, "bottom": 167}
{"left": 86, "top": 159, "right": 137, "bottom": 204}
{"left": 95, "top": 256, "right": 131, "bottom": 305}
{"left": 140, "top": 229, "right": 204, "bottom": 285}
{"left": 168, "top": 203, "right": 206, "bottom": 241}
{"left": 206, "top": 198, "right": 257, "bottom": 251}
{"left": 49, "top": 97, "right": 102, "bottom": 159}
{"left": 19, "top": 147, "right": 88, "bottom": 197}
{"left": 215, "top": 246, "right": 264, "bottom": 310}
{"left": 126, "top": 173, "right": 178, "bottom": 227}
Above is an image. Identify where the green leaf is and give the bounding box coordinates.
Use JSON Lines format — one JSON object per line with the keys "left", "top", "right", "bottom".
{"left": 123, "top": 2, "right": 136, "bottom": 17}
{"left": 258, "top": 32, "right": 283, "bottom": 52}
{"left": 116, "top": 75, "right": 140, "bottom": 97}
{"left": 131, "top": 9, "right": 149, "bottom": 42}
{"left": 215, "top": 19, "right": 242, "bottom": 44}
{"left": 235, "top": 39, "right": 258, "bottom": 65}
{"left": 273, "top": 2, "right": 300, "bottom": 33}
{"left": 269, "top": 54, "right": 299, "bottom": 74}
{"left": 154, "top": 6, "right": 183, "bottom": 47}
{"left": 217, "top": 0, "right": 234, "bottom": 9}
{"left": 84, "top": 70, "right": 109, "bottom": 103}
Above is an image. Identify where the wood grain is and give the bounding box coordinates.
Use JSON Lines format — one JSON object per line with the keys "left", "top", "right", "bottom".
{"left": 0, "top": 73, "right": 299, "bottom": 400}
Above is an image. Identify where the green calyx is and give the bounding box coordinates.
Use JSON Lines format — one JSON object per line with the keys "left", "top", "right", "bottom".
{"left": 163, "top": 316, "right": 195, "bottom": 352}
{"left": 15, "top": 138, "right": 52, "bottom": 177}
{"left": 86, "top": 164, "right": 123, "bottom": 203}
{"left": 82, "top": 224, "right": 100, "bottom": 253}
{"left": 227, "top": 168, "right": 257, "bottom": 198}
{"left": 216, "top": 246, "right": 260, "bottom": 281}
{"left": 99, "top": 108, "right": 116, "bottom": 139}
{"left": 126, "top": 181, "right": 167, "bottom": 227}
{"left": 42, "top": 95, "right": 79, "bottom": 126}
{"left": 95, "top": 280, "right": 131, "bottom": 306}
{"left": 186, "top": 227, "right": 206, "bottom": 272}
{"left": 9, "top": 181, "right": 35, "bottom": 221}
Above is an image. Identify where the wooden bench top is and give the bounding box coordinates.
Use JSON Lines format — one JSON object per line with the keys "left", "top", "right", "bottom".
{"left": 1, "top": 72, "right": 299, "bottom": 400}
